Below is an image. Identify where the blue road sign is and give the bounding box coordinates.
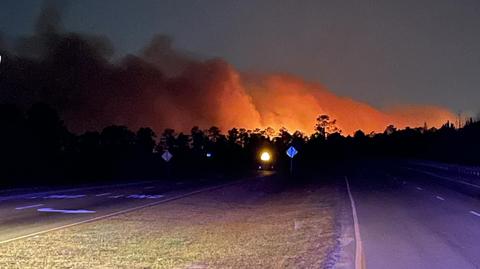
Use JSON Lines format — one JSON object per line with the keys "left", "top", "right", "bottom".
{"left": 286, "top": 146, "right": 298, "bottom": 158}
{"left": 162, "top": 150, "right": 173, "bottom": 162}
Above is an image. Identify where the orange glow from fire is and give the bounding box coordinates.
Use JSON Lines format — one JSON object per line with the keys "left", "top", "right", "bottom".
{"left": 243, "top": 74, "right": 455, "bottom": 135}
{"left": 94, "top": 59, "right": 455, "bottom": 136}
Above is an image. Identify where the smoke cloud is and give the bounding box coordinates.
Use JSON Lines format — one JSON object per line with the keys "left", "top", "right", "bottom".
{"left": 0, "top": 3, "right": 455, "bottom": 135}
{"left": 245, "top": 75, "right": 454, "bottom": 134}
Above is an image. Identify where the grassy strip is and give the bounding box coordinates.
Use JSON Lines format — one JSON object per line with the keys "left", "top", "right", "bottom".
{"left": 0, "top": 179, "right": 338, "bottom": 268}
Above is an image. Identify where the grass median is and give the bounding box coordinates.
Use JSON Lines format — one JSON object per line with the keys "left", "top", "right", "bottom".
{"left": 0, "top": 176, "right": 340, "bottom": 268}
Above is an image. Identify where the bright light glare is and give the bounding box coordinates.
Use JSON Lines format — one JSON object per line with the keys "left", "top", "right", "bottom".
{"left": 260, "top": 151, "right": 271, "bottom": 162}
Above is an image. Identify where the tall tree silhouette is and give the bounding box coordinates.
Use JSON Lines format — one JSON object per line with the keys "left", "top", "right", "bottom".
{"left": 135, "top": 127, "right": 156, "bottom": 155}
{"left": 314, "top": 114, "right": 340, "bottom": 139}
{"left": 26, "top": 103, "right": 67, "bottom": 156}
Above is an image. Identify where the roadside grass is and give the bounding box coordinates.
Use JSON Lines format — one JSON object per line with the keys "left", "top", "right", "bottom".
{"left": 0, "top": 179, "right": 339, "bottom": 268}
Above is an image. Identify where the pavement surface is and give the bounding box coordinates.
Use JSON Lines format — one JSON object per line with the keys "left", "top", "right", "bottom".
{"left": 348, "top": 165, "right": 480, "bottom": 269}
{"left": 0, "top": 178, "right": 227, "bottom": 243}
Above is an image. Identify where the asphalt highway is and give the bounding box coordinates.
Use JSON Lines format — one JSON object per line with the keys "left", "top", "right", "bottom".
{"left": 349, "top": 166, "right": 480, "bottom": 269}
{"left": 0, "top": 178, "right": 227, "bottom": 243}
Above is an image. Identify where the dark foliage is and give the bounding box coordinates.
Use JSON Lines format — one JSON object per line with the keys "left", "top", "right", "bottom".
{"left": 0, "top": 103, "right": 478, "bottom": 188}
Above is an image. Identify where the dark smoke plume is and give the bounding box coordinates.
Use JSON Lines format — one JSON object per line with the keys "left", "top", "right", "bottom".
{"left": 0, "top": 2, "right": 454, "bottom": 135}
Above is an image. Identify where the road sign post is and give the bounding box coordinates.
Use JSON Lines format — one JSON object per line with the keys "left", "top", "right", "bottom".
{"left": 286, "top": 146, "right": 298, "bottom": 176}
{"left": 290, "top": 158, "right": 293, "bottom": 175}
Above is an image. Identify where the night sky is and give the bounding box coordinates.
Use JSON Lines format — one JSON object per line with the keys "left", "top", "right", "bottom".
{"left": 1, "top": 0, "right": 479, "bottom": 117}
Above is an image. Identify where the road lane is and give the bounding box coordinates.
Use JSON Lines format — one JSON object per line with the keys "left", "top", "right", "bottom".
{"left": 350, "top": 170, "right": 480, "bottom": 269}
{"left": 0, "top": 178, "right": 238, "bottom": 243}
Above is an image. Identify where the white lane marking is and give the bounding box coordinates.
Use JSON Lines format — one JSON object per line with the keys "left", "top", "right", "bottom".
{"left": 436, "top": 196, "right": 445, "bottom": 201}
{"left": 470, "top": 211, "right": 480, "bottom": 217}
{"left": 127, "top": 194, "right": 164, "bottom": 199}
{"left": 144, "top": 186, "right": 155, "bottom": 190}
{"left": 410, "top": 168, "right": 480, "bottom": 190}
{"left": 345, "top": 176, "right": 364, "bottom": 269}
{"left": 38, "top": 208, "right": 96, "bottom": 214}
{"left": 43, "top": 194, "right": 86, "bottom": 199}
{"left": 95, "top": 193, "right": 112, "bottom": 197}
{"left": 108, "top": 195, "right": 123, "bottom": 198}
{"left": 0, "top": 179, "right": 245, "bottom": 245}
{"left": 15, "top": 204, "right": 44, "bottom": 210}
{"left": 416, "top": 187, "right": 423, "bottom": 191}
{"left": 0, "top": 179, "right": 162, "bottom": 202}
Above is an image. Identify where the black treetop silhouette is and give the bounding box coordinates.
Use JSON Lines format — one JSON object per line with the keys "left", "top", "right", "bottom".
{"left": 0, "top": 103, "right": 478, "bottom": 188}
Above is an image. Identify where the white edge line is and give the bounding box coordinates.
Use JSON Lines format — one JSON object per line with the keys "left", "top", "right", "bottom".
{"left": 470, "top": 210, "right": 480, "bottom": 217}
{"left": 43, "top": 194, "right": 86, "bottom": 199}
{"left": 345, "top": 176, "right": 364, "bottom": 269}
{"left": 15, "top": 204, "right": 44, "bottom": 210}
{"left": 95, "top": 193, "right": 112, "bottom": 197}
{"left": 409, "top": 168, "right": 480, "bottom": 190}
{"left": 0, "top": 179, "right": 245, "bottom": 245}
{"left": 436, "top": 196, "right": 445, "bottom": 201}
{"left": 37, "top": 208, "right": 96, "bottom": 214}
{"left": 0, "top": 180, "right": 163, "bottom": 202}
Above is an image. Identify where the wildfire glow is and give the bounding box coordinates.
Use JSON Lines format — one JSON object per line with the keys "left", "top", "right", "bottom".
{"left": 0, "top": 4, "right": 457, "bottom": 137}
{"left": 50, "top": 53, "right": 455, "bottom": 136}
{"left": 243, "top": 74, "right": 456, "bottom": 135}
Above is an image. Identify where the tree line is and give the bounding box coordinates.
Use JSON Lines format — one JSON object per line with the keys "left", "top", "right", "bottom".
{"left": 1, "top": 103, "right": 479, "bottom": 188}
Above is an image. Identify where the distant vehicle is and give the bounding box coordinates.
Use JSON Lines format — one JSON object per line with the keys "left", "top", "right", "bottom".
{"left": 258, "top": 150, "right": 275, "bottom": 170}
{"left": 258, "top": 163, "right": 275, "bottom": 171}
